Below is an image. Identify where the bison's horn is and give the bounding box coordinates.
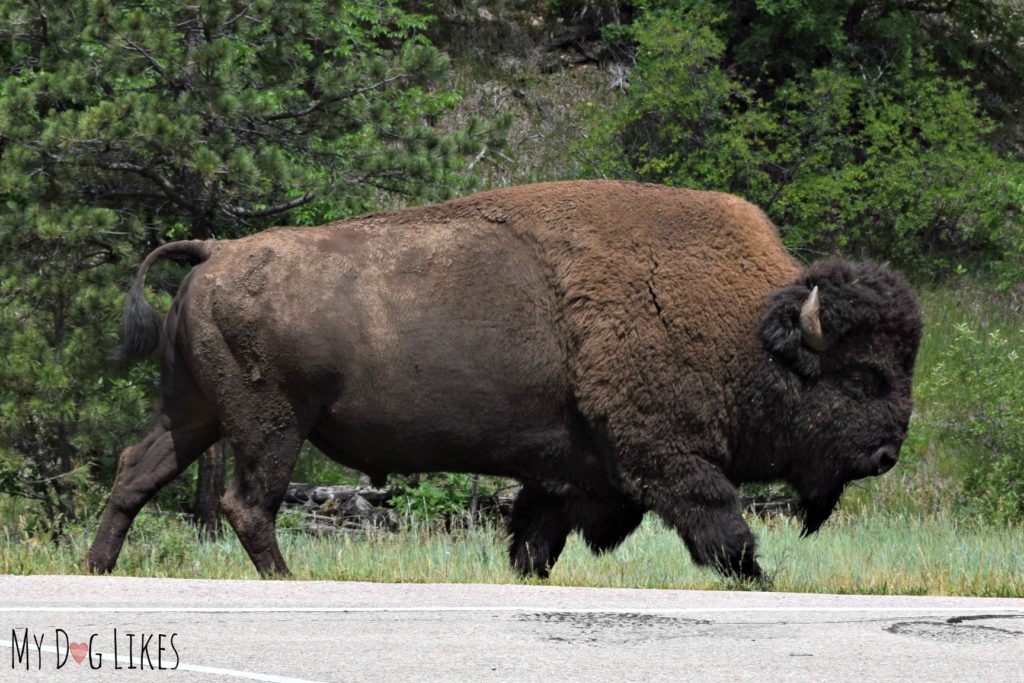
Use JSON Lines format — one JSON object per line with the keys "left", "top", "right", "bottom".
{"left": 799, "top": 286, "right": 829, "bottom": 352}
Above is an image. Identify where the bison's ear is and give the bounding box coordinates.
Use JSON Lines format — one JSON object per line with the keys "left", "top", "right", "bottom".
{"left": 762, "top": 259, "right": 921, "bottom": 377}
{"left": 760, "top": 284, "right": 823, "bottom": 377}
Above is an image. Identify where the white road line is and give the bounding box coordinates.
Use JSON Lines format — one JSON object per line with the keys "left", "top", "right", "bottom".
{"left": 0, "top": 639, "right": 326, "bottom": 683}
{"left": 0, "top": 606, "right": 1021, "bottom": 614}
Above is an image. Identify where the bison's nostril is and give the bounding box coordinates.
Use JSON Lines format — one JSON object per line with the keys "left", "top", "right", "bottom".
{"left": 874, "top": 446, "right": 899, "bottom": 475}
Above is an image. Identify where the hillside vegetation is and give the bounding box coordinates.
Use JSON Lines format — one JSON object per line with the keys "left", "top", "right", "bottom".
{"left": 0, "top": 1, "right": 1021, "bottom": 588}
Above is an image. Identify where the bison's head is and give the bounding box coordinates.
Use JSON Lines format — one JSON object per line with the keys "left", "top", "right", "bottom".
{"left": 758, "top": 260, "right": 922, "bottom": 535}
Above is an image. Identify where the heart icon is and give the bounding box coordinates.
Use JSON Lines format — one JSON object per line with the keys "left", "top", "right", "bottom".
{"left": 69, "top": 642, "right": 88, "bottom": 664}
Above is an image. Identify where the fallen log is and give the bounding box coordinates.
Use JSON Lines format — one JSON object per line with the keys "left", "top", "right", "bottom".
{"left": 281, "top": 483, "right": 793, "bottom": 531}
{"left": 284, "top": 483, "right": 401, "bottom": 507}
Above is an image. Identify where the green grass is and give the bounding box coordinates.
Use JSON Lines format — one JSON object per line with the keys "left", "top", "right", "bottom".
{"left": 2, "top": 509, "right": 1021, "bottom": 596}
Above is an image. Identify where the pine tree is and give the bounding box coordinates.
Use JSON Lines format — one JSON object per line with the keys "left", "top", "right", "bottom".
{"left": 0, "top": 0, "right": 500, "bottom": 535}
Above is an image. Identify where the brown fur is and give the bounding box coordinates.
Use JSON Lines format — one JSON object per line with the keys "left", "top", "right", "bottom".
{"left": 87, "top": 180, "right": 921, "bottom": 582}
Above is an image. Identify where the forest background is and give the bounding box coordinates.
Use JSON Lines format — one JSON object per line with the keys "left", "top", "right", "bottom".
{"left": 1, "top": 0, "right": 1022, "bottom": 589}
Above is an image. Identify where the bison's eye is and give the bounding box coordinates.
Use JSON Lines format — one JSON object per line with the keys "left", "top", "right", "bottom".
{"left": 840, "top": 366, "right": 887, "bottom": 398}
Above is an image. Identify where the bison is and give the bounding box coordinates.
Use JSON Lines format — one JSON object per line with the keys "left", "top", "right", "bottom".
{"left": 87, "top": 180, "right": 922, "bottom": 582}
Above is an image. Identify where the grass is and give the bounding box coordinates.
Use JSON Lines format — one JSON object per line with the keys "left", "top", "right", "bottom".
{"left": 2, "top": 509, "right": 1021, "bottom": 597}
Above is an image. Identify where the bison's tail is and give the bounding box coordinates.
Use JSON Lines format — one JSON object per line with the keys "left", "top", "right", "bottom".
{"left": 112, "top": 240, "right": 214, "bottom": 361}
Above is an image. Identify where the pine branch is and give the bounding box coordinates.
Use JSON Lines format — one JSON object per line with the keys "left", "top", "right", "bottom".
{"left": 99, "top": 161, "right": 195, "bottom": 211}
{"left": 264, "top": 74, "right": 406, "bottom": 122}
{"left": 116, "top": 31, "right": 180, "bottom": 92}
{"left": 221, "top": 192, "right": 316, "bottom": 218}
{"left": 893, "top": 1, "right": 958, "bottom": 14}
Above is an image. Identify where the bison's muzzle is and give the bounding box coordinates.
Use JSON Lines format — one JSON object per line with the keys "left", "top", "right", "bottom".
{"left": 871, "top": 445, "right": 900, "bottom": 476}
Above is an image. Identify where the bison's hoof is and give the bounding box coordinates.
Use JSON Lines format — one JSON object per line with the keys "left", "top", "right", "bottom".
{"left": 745, "top": 566, "right": 773, "bottom": 589}
{"left": 509, "top": 542, "right": 552, "bottom": 579}
{"left": 85, "top": 554, "right": 114, "bottom": 575}
{"left": 731, "top": 561, "right": 771, "bottom": 588}
{"left": 711, "top": 549, "right": 770, "bottom": 587}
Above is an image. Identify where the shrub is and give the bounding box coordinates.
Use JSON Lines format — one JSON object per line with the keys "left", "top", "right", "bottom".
{"left": 578, "top": 2, "right": 1024, "bottom": 280}
{"left": 927, "top": 322, "right": 1024, "bottom": 524}
{"left": 390, "top": 473, "right": 497, "bottom": 526}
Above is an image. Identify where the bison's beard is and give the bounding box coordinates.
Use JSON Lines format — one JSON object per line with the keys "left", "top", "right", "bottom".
{"left": 797, "top": 484, "right": 846, "bottom": 537}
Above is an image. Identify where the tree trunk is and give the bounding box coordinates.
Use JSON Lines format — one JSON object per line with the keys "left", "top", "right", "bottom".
{"left": 193, "top": 441, "right": 226, "bottom": 540}
{"left": 469, "top": 474, "right": 479, "bottom": 527}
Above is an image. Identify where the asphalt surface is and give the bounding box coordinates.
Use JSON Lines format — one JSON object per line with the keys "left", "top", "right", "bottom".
{"left": 1, "top": 575, "right": 1022, "bottom": 682}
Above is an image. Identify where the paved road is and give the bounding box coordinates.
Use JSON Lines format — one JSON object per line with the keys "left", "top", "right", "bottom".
{"left": 1, "top": 575, "right": 1022, "bottom": 682}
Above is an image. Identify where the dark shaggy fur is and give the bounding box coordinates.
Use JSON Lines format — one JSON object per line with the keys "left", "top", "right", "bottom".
{"left": 750, "top": 259, "right": 922, "bottom": 535}
{"left": 87, "top": 180, "right": 922, "bottom": 583}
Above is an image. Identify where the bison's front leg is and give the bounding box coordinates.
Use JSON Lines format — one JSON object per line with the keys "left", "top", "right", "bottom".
{"left": 507, "top": 485, "right": 572, "bottom": 578}
{"left": 508, "top": 488, "right": 646, "bottom": 577}
{"left": 674, "top": 501, "right": 765, "bottom": 582}
{"left": 637, "top": 459, "right": 767, "bottom": 584}
{"left": 565, "top": 496, "right": 645, "bottom": 556}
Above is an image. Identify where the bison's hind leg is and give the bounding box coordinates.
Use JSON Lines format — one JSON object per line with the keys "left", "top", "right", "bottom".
{"left": 87, "top": 414, "right": 220, "bottom": 574}
{"left": 217, "top": 396, "right": 314, "bottom": 578}
{"left": 219, "top": 428, "right": 305, "bottom": 578}
{"left": 508, "top": 485, "right": 571, "bottom": 578}
{"left": 88, "top": 337, "right": 222, "bottom": 574}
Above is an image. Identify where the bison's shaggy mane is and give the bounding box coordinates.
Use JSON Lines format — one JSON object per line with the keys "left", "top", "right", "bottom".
{"left": 760, "top": 259, "right": 922, "bottom": 377}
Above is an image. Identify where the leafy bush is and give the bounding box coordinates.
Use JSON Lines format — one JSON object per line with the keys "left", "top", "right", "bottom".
{"left": 390, "top": 473, "right": 495, "bottom": 526}
{"left": 927, "top": 322, "right": 1024, "bottom": 524}
{"left": 578, "top": 2, "right": 1024, "bottom": 279}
